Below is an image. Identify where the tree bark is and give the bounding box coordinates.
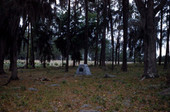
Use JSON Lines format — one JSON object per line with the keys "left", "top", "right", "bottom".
{"left": 94, "top": 0, "right": 99, "bottom": 66}
{"left": 118, "top": 45, "right": 120, "bottom": 65}
{"left": 10, "top": 36, "right": 19, "bottom": 80}
{"left": 30, "top": 23, "right": 35, "bottom": 68}
{"left": 9, "top": 48, "right": 13, "bottom": 71}
{"left": 164, "top": 6, "right": 170, "bottom": 69}
{"left": 101, "top": 29, "right": 106, "bottom": 66}
{"left": 143, "top": 0, "right": 158, "bottom": 78}
{"left": 73, "top": 60, "right": 76, "bottom": 67}
{"left": 43, "top": 55, "right": 46, "bottom": 68}
{"left": 101, "top": 0, "right": 107, "bottom": 67}
{"left": 122, "top": 0, "right": 129, "bottom": 72}
{"left": 159, "top": 10, "right": 163, "bottom": 65}
{"left": 65, "top": 0, "right": 71, "bottom": 72}
{"left": 84, "top": 0, "right": 88, "bottom": 64}
{"left": 134, "top": 0, "right": 167, "bottom": 78}
{"left": 134, "top": 50, "right": 136, "bottom": 64}
{"left": 164, "top": 27, "right": 169, "bottom": 69}
{"left": 115, "top": 46, "right": 118, "bottom": 65}
{"left": 62, "top": 55, "right": 64, "bottom": 67}
{"left": 26, "top": 24, "right": 30, "bottom": 69}
{"left": 0, "top": 38, "right": 5, "bottom": 74}
{"left": 115, "top": 21, "right": 121, "bottom": 65}
{"left": 109, "top": 0, "right": 114, "bottom": 70}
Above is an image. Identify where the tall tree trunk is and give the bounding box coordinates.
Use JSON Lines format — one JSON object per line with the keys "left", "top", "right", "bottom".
{"left": 101, "top": 0, "right": 107, "bottom": 67}
{"left": 84, "top": 0, "right": 88, "bottom": 64}
{"left": 159, "top": 10, "right": 163, "bottom": 65}
{"left": 164, "top": 28, "right": 169, "bottom": 69}
{"left": 0, "top": 38, "right": 5, "bottom": 74}
{"left": 65, "top": 0, "right": 71, "bottom": 72}
{"left": 94, "top": 0, "right": 99, "bottom": 66}
{"left": 73, "top": 0, "right": 77, "bottom": 68}
{"left": 9, "top": 48, "right": 13, "bottom": 71}
{"left": 134, "top": 0, "right": 167, "bottom": 78}
{"left": 74, "top": 0, "right": 78, "bottom": 32}
{"left": 134, "top": 50, "right": 136, "bottom": 64}
{"left": 118, "top": 45, "right": 120, "bottom": 65}
{"left": 115, "top": 20, "right": 121, "bottom": 65}
{"left": 43, "top": 55, "right": 46, "bottom": 68}
{"left": 164, "top": 7, "right": 170, "bottom": 69}
{"left": 10, "top": 17, "right": 21, "bottom": 80}
{"left": 10, "top": 36, "right": 19, "bottom": 80}
{"left": 115, "top": 46, "right": 118, "bottom": 65}
{"left": 109, "top": 0, "right": 114, "bottom": 70}
{"left": 99, "top": 46, "right": 102, "bottom": 66}
{"left": 62, "top": 55, "right": 64, "bottom": 67}
{"left": 73, "top": 60, "right": 76, "bottom": 67}
{"left": 122, "top": 0, "right": 129, "bottom": 71}
{"left": 26, "top": 24, "right": 30, "bottom": 69}
{"left": 142, "top": 1, "right": 157, "bottom": 78}
{"left": 30, "top": 23, "right": 35, "bottom": 68}
{"left": 115, "top": 39, "right": 120, "bottom": 65}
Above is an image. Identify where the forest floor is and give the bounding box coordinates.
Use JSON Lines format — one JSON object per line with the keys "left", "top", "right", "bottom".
{"left": 0, "top": 64, "right": 169, "bottom": 112}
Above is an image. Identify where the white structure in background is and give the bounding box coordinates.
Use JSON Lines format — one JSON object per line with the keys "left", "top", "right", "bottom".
{"left": 76, "top": 64, "right": 92, "bottom": 75}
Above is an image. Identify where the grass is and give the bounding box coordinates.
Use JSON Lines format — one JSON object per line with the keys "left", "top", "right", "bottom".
{"left": 0, "top": 64, "right": 169, "bottom": 112}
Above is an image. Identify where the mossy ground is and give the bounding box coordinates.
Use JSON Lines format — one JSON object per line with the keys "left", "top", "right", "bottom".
{"left": 0, "top": 64, "right": 169, "bottom": 112}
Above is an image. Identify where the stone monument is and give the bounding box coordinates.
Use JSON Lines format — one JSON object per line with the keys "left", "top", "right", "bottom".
{"left": 76, "top": 64, "right": 92, "bottom": 75}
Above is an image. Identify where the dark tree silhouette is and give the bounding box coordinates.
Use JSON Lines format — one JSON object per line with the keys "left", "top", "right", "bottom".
{"left": 164, "top": 6, "right": 170, "bottom": 69}
{"left": 100, "top": 0, "right": 107, "bottom": 67}
{"left": 134, "top": 0, "right": 167, "bottom": 78}
{"left": 108, "top": 0, "right": 115, "bottom": 70}
{"left": 159, "top": 9, "right": 163, "bottom": 65}
{"left": 94, "top": 0, "right": 99, "bottom": 66}
{"left": 84, "top": 0, "right": 89, "bottom": 64}
{"left": 65, "top": 0, "right": 71, "bottom": 72}
{"left": 122, "top": 0, "right": 129, "bottom": 72}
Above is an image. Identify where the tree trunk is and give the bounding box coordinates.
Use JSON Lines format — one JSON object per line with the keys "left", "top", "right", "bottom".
{"left": 118, "top": 46, "right": 120, "bottom": 65}
{"left": 99, "top": 46, "right": 102, "bottom": 66}
{"left": 9, "top": 48, "right": 13, "bottom": 71}
{"left": 0, "top": 38, "right": 5, "bottom": 74}
{"left": 115, "top": 21, "right": 121, "bottom": 65}
{"left": 73, "top": 0, "right": 77, "bottom": 68}
{"left": 84, "top": 0, "right": 88, "bottom": 64}
{"left": 115, "top": 46, "right": 117, "bottom": 65}
{"left": 101, "top": 29, "right": 106, "bottom": 66}
{"left": 62, "top": 55, "right": 64, "bottom": 67}
{"left": 122, "top": 0, "right": 129, "bottom": 72}
{"left": 101, "top": 0, "right": 107, "bottom": 67}
{"left": 164, "top": 27, "right": 169, "bottom": 69}
{"left": 134, "top": 0, "right": 167, "bottom": 78}
{"left": 26, "top": 25, "right": 30, "bottom": 69}
{"left": 134, "top": 50, "right": 136, "bottom": 64}
{"left": 10, "top": 37, "right": 19, "bottom": 80}
{"left": 159, "top": 10, "right": 163, "bottom": 65}
{"left": 43, "top": 56, "right": 46, "bottom": 68}
{"left": 143, "top": 0, "right": 158, "bottom": 78}
{"left": 30, "top": 23, "right": 35, "bottom": 68}
{"left": 65, "top": 0, "right": 71, "bottom": 72}
{"left": 94, "top": 0, "right": 99, "bottom": 66}
{"left": 109, "top": 0, "right": 114, "bottom": 70}
{"left": 73, "top": 60, "right": 76, "bottom": 67}
{"left": 164, "top": 7, "right": 170, "bottom": 69}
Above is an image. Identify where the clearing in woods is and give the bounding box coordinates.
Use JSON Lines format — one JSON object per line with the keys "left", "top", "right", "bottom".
{"left": 0, "top": 64, "right": 169, "bottom": 112}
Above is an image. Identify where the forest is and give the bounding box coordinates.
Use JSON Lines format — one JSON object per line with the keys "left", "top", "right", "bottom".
{"left": 0, "top": 0, "right": 170, "bottom": 112}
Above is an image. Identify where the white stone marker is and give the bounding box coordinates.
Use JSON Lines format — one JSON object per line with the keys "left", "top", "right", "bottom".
{"left": 76, "top": 64, "right": 92, "bottom": 75}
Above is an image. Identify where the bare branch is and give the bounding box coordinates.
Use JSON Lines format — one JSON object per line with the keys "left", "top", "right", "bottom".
{"left": 134, "top": 0, "right": 145, "bottom": 17}
{"left": 154, "top": 0, "right": 167, "bottom": 16}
